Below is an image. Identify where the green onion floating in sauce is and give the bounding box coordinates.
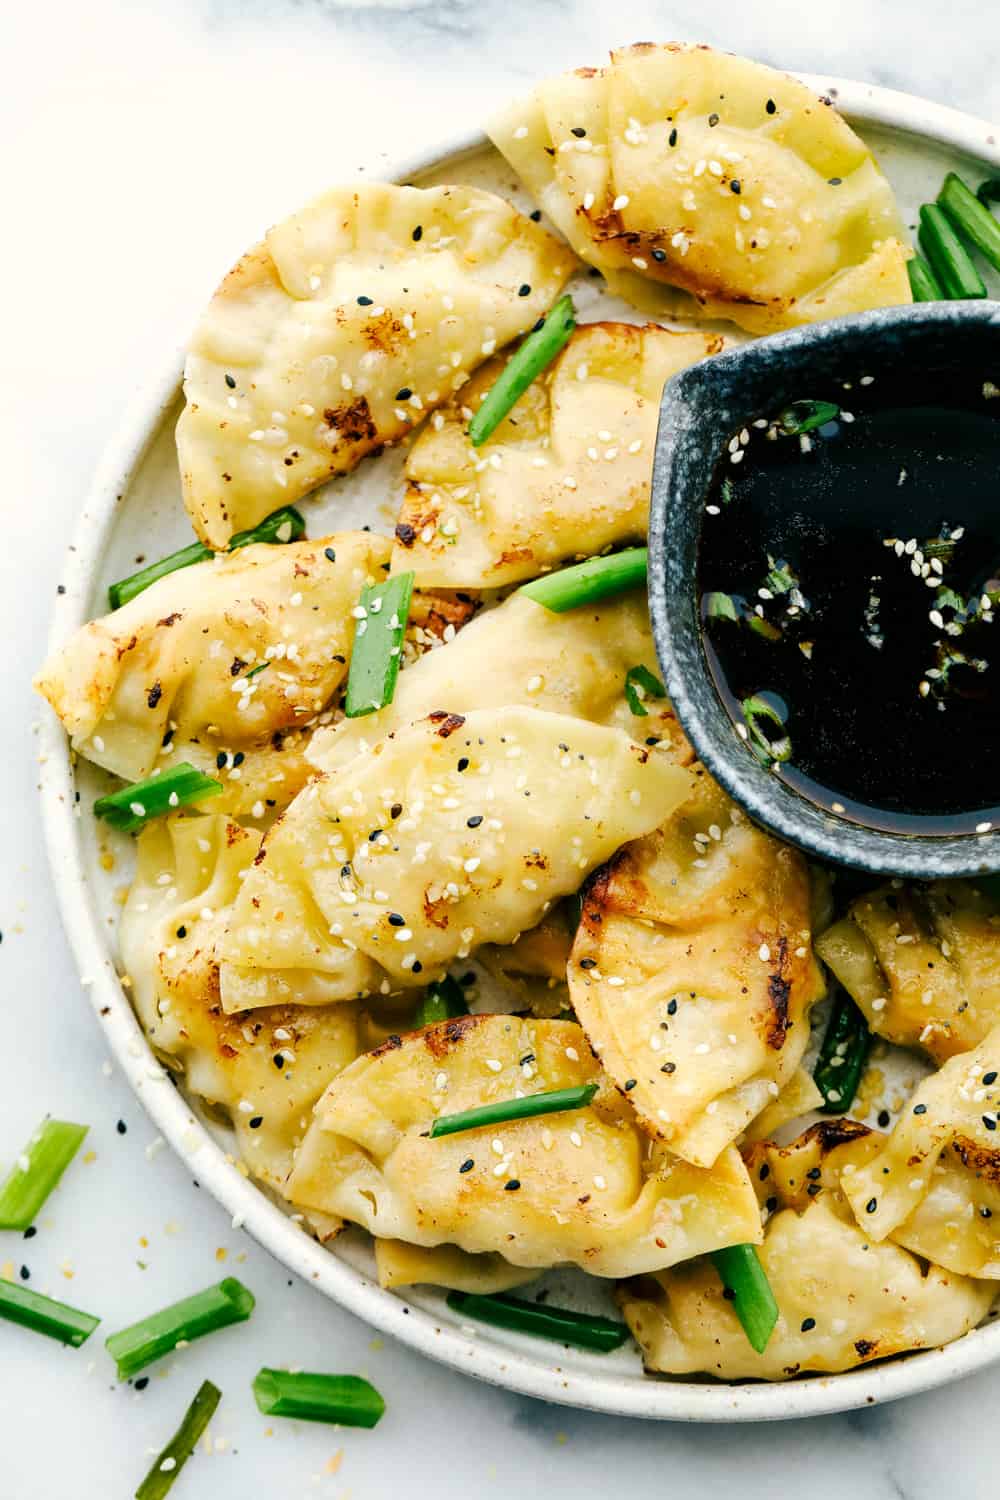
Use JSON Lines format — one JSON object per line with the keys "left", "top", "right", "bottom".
{"left": 976, "top": 177, "right": 1000, "bottom": 208}
{"left": 0, "top": 1117, "right": 88, "bottom": 1229}
{"left": 413, "top": 974, "right": 469, "bottom": 1028}
{"left": 704, "top": 591, "right": 739, "bottom": 624}
{"left": 740, "top": 695, "right": 792, "bottom": 765}
{"left": 624, "top": 664, "right": 666, "bottom": 717}
{"left": 710, "top": 1244, "right": 779, "bottom": 1354}
{"left": 907, "top": 252, "right": 945, "bottom": 303}
{"left": 468, "top": 295, "right": 576, "bottom": 447}
{"left": 105, "top": 1277, "right": 255, "bottom": 1380}
{"left": 94, "top": 763, "right": 224, "bottom": 833}
{"left": 429, "top": 1083, "right": 598, "bottom": 1138}
{"left": 107, "top": 506, "right": 306, "bottom": 610}
{"left": 0, "top": 1278, "right": 100, "bottom": 1348}
{"left": 520, "top": 548, "right": 648, "bottom": 612}
{"left": 343, "top": 571, "right": 414, "bottom": 719}
{"left": 937, "top": 172, "right": 1000, "bottom": 275}
{"left": 446, "top": 1291, "right": 630, "bottom": 1353}
{"left": 813, "top": 989, "right": 873, "bottom": 1114}
{"left": 775, "top": 400, "right": 840, "bottom": 438}
{"left": 252, "top": 1369, "right": 386, "bottom": 1428}
{"left": 135, "top": 1380, "right": 221, "bottom": 1500}
{"left": 918, "top": 203, "right": 987, "bottom": 300}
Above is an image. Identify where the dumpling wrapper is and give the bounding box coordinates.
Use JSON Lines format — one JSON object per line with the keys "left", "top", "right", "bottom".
{"left": 177, "top": 183, "right": 577, "bottom": 548}
{"left": 374, "top": 1240, "right": 538, "bottom": 1293}
{"left": 393, "top": 321, "right": 721, "bottom": 587}
{"left": 568, "top": 764, "right": 826, "bottom": 1166}
{"left": 34, "top": 533, "right": 390, "bottom": 817}
{"left": 817, "top": 881, "right": 1000, "bottom": 1064}
{"left": 489, "top": 43, "right": 910, "bottom": 334}
{"left": 477, "top": 901, "right": 577, "bottom": 1017}
{"left": 286, "top": 1014, "right": 761, "bottom": 1277}
{"left": 219, "top": 705, "right": 692, "bottom": 1010}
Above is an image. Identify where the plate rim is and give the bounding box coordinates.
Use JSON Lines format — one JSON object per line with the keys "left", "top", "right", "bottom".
{"left": 36, "top": 72, "right": 1000, "bottom": 1423}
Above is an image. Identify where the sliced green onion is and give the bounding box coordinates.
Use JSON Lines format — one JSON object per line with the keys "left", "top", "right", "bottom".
{"left": 252, "top": 1369, "right": 385, "bottom": 1428}
{"left": 776, "top": 400, "right": 840, "bottom": 437}
{"left": 0, "top": 1278, "right": 100, "bottom": 1347}
{"left": 976, "top": 178, "right": 1000, "bottom": 208}
{"left": 710, "top": 1244, "right": 779, "bottom": 1354}
{"left": 105, "top": 1277, "right": 254, "bottom": 1380}
{"left": 764, "top": 558, "right": 797, "bottom": 596}
{"left": 430, "top": 1083, "right": 598, "bottom": 1138}
{"left": 624, "top": 664, "right": 666, "bottom": 717}
{"left": 244, "top": 661, "right": 270, "bottom": 682}
{"left": 918, "top": 203, "right": 986, "bottom": 299}
{"left": 740, "top": 694, "right": 792, "bottom": 764}
{"left": 135, "top": 1380, "right": 221, "bottom": 1500}
{"left": 0, "top": 1118, "right": 88, "bottom": 1229}
{"left": 344, "top": 571, "right": 414, "bottom": 719}
{"left": 704, "top": 591, "right": 739, "bottom": 624}
{"left": 413, "top": 975, "right": 469, "bottom": 1028}
{"left": 94, "top": 763, "right": 223, "bottom": 833}
{"left": 108, "top": 506, "right": 306, "bottom": 610}
{"left": 938, "top": 172, "right": 1000, "bottom": 274}
{"left": 907, "top": 252, "right": 945, "bottom": 303}
{"left": 813, "top": 988, "right": 872, "bottom": 1114}
{"left": 447, "top": 1291, "right": 630, "bottom": 1353}
{"left": 469, "top": 296, "right": 576, "bottom": 447}
{"left": 520, "top": 548, "right": 647, "bottom": 613}
{"left": 747, "top": 616, "right": 783, "bottom": 643}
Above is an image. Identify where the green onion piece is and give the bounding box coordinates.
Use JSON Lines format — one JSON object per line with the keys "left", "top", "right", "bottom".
{"left": 252, "top": 1369, "right": 385, "bottom": 1428}
{"left": 344, "top": 571, "right": 414, "bottom": 719}
{"left": 747, "top": 616, "right": 783, "bottom": 643}
{"left": 244, "top": 661, "right": 270, "bottom": 681}
{"left": 430, "top": 1083, "right": 598, "bottom": 1138}
{"left": 624, "top": 664, "right": 666, "bottom": 717}
{"left": 468, "top": 296, "right": 576, "bottom": 447}
{"left": 520, "top": 548, "right": 647, "bottom": 613}
{"left": 976, "top": 178, "right": 1000, "bottom": 208}
{"left": 775, "top": 400, "right": 840, "bottom": 437}
{"left": 108, "top": 506, "right": 306, "bottom": 610}
{"left": 938, "top": 171, "right": 1000, "bottom": 274}
{"left": 105, "top": 1277, "right": 255, "bottom": 1380}
{"left": 710, "top": 1244, "right": 779, "bottom": 1354}
{"left": 0, "top": 1278, "right": 100, "bottom": 1347}
{"left": 918, "top": 203, "right": 987, "bottom": 299}
{"left": 740, "top": 695, "right": 792, "bottom": 764}
{"left": 0, "top": 1118, "right": 88, "bottom": 1230}
{"left": 907, "top": 252, "right": 945, "bottom": 303}
{"left": 135, "top": 1380, "right": 221, "bottom": 1500}
{"left": 813, "top": 988, "right": 872, "bottom": 1114}
{"left": 704, "top": 591, "right": 739, "bottom": 623}
{"left": 413, "top": 975, "right": 469, "bottom": 1028}
{"left": 447, "top": 1291, "right": 630, "bottom": 1353}
{"left": 94, "top": 763, "right": 223, "bottom": 833}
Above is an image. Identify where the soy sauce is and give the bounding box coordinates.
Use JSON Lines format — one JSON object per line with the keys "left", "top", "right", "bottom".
{"left": 698, "top": 375, "right": 1000, "bottom": 835}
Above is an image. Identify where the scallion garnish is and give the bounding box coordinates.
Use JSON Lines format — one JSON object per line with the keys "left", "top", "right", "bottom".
{"left": 413, "top": 975, "right": 469, "bottom": 1028}
{"left": 0, "top": 1118, "right": 88, "bottom": 1229}
{"left": 918, "top": 203, "right": 987, "bottom": 300}
{"left": 446, "top": 1291, "right": 630, "bottom": 1353}
{"left": 710, "top": 1244, "right": 778, "bottom": 1354}
{"left": 813, "top": 988, "right": 872, "bottom": 1114}
{"left": 519, "top": 548, "right": 647, "bottom": 613}
{"left": 938, "top": 172, "right": 1000, "bottom": 275}
{"left": 105, "top": 1277, "right": 254, "bottom": 1380}
{"left": 740, "top": 694, "right": 792, "bottom": 765}
{"left": 135, "top": 1380, "right": 221, "bottom": 1500}
{"left": 343, "top": 571, "right": 414, "bottom": 719}
{"left": 252, "top": 1369, "right": 385, "bottom": 1428}
{"left": 907, "top": 252, "right": 945, "bottom": 303}
{"left": 94, "top": 763, "right": 223, "bottom": 833}
{"left": 624, "top": 664, "right": 666, "bottom": 717}
{"left": 429, "top": 1083, "right": 598, "bottom": 1139}
{"left": 108, "top": 506, "right": 306, "bottom": 610}
{"left": 704, "top": 591, "right": 739, "bottom": 623}
{"left": 775, "top": 400, "right": 840, "bottom": 437}
{"left": 468, "top": 295, "right": 576, "bottom": 447}
{"left": 0, "top": 1278, "right": 100, "bottom": 1347}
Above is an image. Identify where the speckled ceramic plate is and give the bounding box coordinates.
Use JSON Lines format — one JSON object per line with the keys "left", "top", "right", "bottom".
{"left": 37, "top": 74, "right": 1000, "bottom": 1422}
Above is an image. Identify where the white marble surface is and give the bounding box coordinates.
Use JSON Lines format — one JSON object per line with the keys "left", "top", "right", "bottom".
{"left": 4, "top": 1, "right": 1000, "bottom": 1495}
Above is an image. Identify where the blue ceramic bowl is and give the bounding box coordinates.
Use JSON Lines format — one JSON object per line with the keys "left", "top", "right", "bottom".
{"left": 648, "top": 300, "right": 1000, "bottom": 879}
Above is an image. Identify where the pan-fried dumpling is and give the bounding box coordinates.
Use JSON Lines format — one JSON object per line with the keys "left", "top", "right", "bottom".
{"left": 477, "top": 901, "right": 577, "bottom": 1016}
{"left": 177, "top": 184, "right": 577, "bottom": 548}
{"left": 621, "top": 1120, "right": 992, "bottom": 1379}
{"left": 817, "top": 882, "right": 1000, "bottom": 1063}
{"left": 392, "top": 322, "right": 720, "bottom": 587}
{"left": 119, "top": 814, "right": 361, "bottom": 1194}
{"left": 489, "top": 44, "right": 910, "bottom": 335}
{"left": 286, "top": 1015, "right": 761, "bottom": 1276}
{"left": 568, "top": 764, "right": 826, "bottom": 1166}
{"left": 841, "top": 1025, "right": 1000, "bottom": 1278}
{"left": 218, "top": 705, "right": 693, "bottom": 1010}
{"left": 374, "top": 1240, "right": 538, "bottom": 1293}
{"left": 740, "top": 1066, "right": 823, "bottom": 1145}
{"left": 34, "top": 534, "right": 390, "bottom": 817}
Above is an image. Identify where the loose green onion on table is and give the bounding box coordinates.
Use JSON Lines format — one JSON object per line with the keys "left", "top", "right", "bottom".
{"left": 520, "top": 548, "right": 648, "bottom": 613}
{"left": 108, "top": 505, "right": 306, "bottom": 610}
{"left": 907, "top": 252, "right": 945, "bottom": 303}
{"left": 813, "top": 988, "right": 872, "bottom": 1114}
{"left": 135, "top": 1380, "right": 221, "bottom": 1500}
{"left": 740, "top": 694, "right": 792, "bottom": 765}
{"left": 0, "top": 1117, "right": 88, "bottom": 1229}
{"left": 624, "top": 664, "right": 666, "bottom": 717}
{"left": 0, "top": 1278, "right": 100, "bottom": 1347}
{"left": 94, "top": 763, "right": 223, "bottom": 833}
{"left": 105, "top": 1276, "right": 255, "bottom": 1380}
{"left": 918, "top": 203, "right": 987, "bottom": 300}
{"left": 447, "top": 1291, "right": 630, "bottom": 1353}
{"left": 429, "top": 1083, "right": 598, "bottom": 1138}
{"left": 468, "top": 295, "right": 576, "bottom": 447}
{"left": 413, "top": 974, "right": 469, "bottom": 1028}
{"left": 710, "top": 1244, "right": 779, "bottom": 1354}
{"left": 344, "top": 571, "right": 414, "bottom": 718}
{"left": 775, "top": 399, "right": 840, "bottom": 437}
{"left": 938, "top": 171, "right": 1000, "bottom": 274}
{"left": 252, "top": 1369, "right": 386, "bottom": 1428}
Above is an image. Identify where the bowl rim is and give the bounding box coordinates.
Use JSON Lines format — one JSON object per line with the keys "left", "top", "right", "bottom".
{"left": 35, "top": 73, "right": 1000, "bottom": 1422}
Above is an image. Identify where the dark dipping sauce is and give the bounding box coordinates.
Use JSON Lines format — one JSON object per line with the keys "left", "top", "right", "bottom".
{"left": 698, "top": 375, "right": 1000, "bottom": 836}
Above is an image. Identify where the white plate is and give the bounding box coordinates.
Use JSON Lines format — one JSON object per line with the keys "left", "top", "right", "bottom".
{"left": 38, "top": 74, "right": 1000, "bottom": 1422}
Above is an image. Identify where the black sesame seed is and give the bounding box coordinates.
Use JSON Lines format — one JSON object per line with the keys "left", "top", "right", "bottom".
{"left": 518, "top": 284, "right": 531, "bottom": 297}
{"left": 722, "top": 1286, "right": 736, "bottom": 1301}
{"left": 651, "top": 248, "right": 667, "bottom": 263}
{"left": 412, "top": 961, "right": 423, "bottom": 974}
{"left": 913, "top": 1103, "right": 928, "bottom": 1115}
{"left": 459, "top": 1158, "right": 474, "bottom": 1173}
{"left": 982, "top": 1206, "right": 993, "bottom": 1218}
{"left": 765, "top": 98, "right": 777, "bottom": 114}
{"left": 828, "top": 177, "right": 843, "bottom": 186}
{"left": 357, "top": 295, "right": 374, "bottom": 306}
{"left": 390, "top": 803, "right": 403, "bottom": 819}
{"left": 579, "top": 958, "right": 596, "bottom": 970}
{"left": 248, "top": 1116, "right": 263, "bottom": 1129}
{"left": 273, "top": 1055, "right": 284, "bottom": 1070}
{"left": 759, "top": 1163, "right": 770, "bottom": 1181}
{"left": 877, "top": 1110, "right": 891, "bottom": 1128}
{"left": 216, "top": 751, "right": 227, "bottom": 770}
{"left": 800, "top": 1317, "right": 816, "bottom": 1332}
{"left": 23, "top": 1227, "right": 36, "bottom": 1240}
{"left": 660, "top": 1061, "right": 676, "bottom": 1074}
{"left": 232, "top": 751, "right": 245, "bottom": 768}
{"left": 457, "top": 758, "right": 469, "bottom": 772}
{"left": 730, "top": 180, "right": 741, "bottom": 194}
{"left": 520, "top": 1053, "right": 536, "bottom": 1066}
{"left": 387, "top": 913, "right": 406, "bottom": 927}
{"left": 504, "top": 1179, "right": 521, "bottom": 1191}
{"left": 532, "top": 317, "right": 545, "bottom": 333}
{"left": 412, "top": 225, "right": 423, "bottom": 241}
{"left": 571, "top": 126, "right": 587, "bottom": 138}
{"left": 806, "top": 1167, "right": 821, "bottom": 1181}
{"left": 176, "top": 926, "right": 187, "bottom": 940}
{"left": 984, "top": 1115, "right": 997, "bottom": 1131}
{"left": 135, "top": 1377, "right": 149, "bottom": 1391}
{"left": 467, "top": 815, "right": 483, "bottom": 828}
{"left": 708, "top": 112, "right": 720, "bottom": 127}
{"left": 668, "top": 128, "right": 678, "bottom": 147}
{"left": 225, "top": 374, "right": 236, "bottom": 389}
{"left": 765, "top": 1196, "right": 778, "bottom": 1213}
{"left": 624, "top": 1079, "right": 637, "bottom": 1091}
{"left": 324, "top": 547, "right": 337, "bottom": 563}
{"left": 985, "top": 1071, "right": 998, "bottom": 1085}
{"left": 530, "top": 210, "right": 542, "bottom": 222}
{"left": 19, "top": 1265, "right": 30, "bottom": 1281}
{"left": 667, "top": 998, "right": 678, "bottom": 1015}
{"left": 368, "top": 828, "right": 383, "bottom": 842}
{"left": 866, "top": 1197, "right": 877, "bottom": 1213}
{"left": 116, "top": 1120, "right": 127, "bottom": 1135}
{"left": 395, "top": 388, "right": 413, "bottom": 402}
